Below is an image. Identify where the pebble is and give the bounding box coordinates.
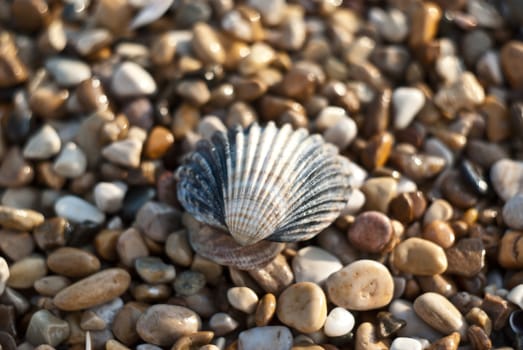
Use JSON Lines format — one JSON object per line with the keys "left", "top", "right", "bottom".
{"left": 0, "top": 257, "right": 8, "bottom": 295}
{"left": 326, "top": 259, "right": 394, "bottom": 310}
{"left": 111, "top": 62, "right": 157, "bottom": 97}
{"left": 389, "top": 300, "right": 441, "bottom": 341}
{"left": 502, "top": 194, "right": 523, "bottom": 230}
{"left": 277, "top": 282, "right": 327, "bottom": 333}
{"left": 116, "top": 227, "right": 149, "bottom": 267}
{"left": 360, "top": 176, "right": 397, "bottom": 212}
{"left": 323, "top": 307, "right": 355, "bottom": 337}
{"left": 491, "top": 159, "right": 523, "bottom": 201}
{"left": 209, "top": 313, "right": 238, "bottom": 336}
{"left": 424, "top": 199, "right": 454, "bottom": 225}
{"left": 369, "top": 7, "right": 408, "bottom": 43}
{"left": 94, "top": 181, "right": 127, "bottom": 213}
{"left": 291, "top": 246, "right": 342, "bottom": 284}
{"left": 434, "top": 72, "right": 485, "bottom": 117}
{"left": 227, "top": 286, "right": 259, "bottom": 314}
{"left": 315, "top": 106, "right": 346, "bottom": 132}
{"left": 134, "top": 256, "right": 175, "bottom": 284}
{"left": 165, "top": 230, "right": 193, "bottom": 267}
{"left": 355, "top": 322, "right": 390, "bottom": 350}
{"left": 238, "top": 326, "right": 292, "bottom": 350}
{"left": 23, "top": 124, "right": 61, "bottom": 159}
{"left": 0, "top": 207, "right": 43, "bottom": 235}
{"left": 501, "top": 41, "right": 523, "bottom": 89}
{"left": 52, "top": 142, "right": 87, "bottom": 178}
{"left": 392, "top": 237, "right": 448, "bottom": 276}
{"left": 255, "top": 293, "right": 276, "bottom": 327}
{"left": 33, "top": 275, "right": 71, "bottom": 296}
{"left": 390, "top": 337, "right": 422, "bottom": 350}
{"left": 45, "top": 57, "right": 91, "bottom": 87}
{"left": 135, "top": 201, "right": 181, "bottom": 242}
{"left": 507, "top": 284, "right": 523, "bottom": 309}
{"left": 445, "top": 238, "right": 485, "bottom": 277}
{"left": 173, "top": 270, "right": 206, "bottom": 296}
{"left": 47, "top": 247, "right": 101, "bottom": 278}
{"left": 54, "top": 195, "right": 105, "bottom": 224}
{"left": 144, "top": 126, "right": 174, "bottom": 160}
{"left": 247, "top": 0, "right": 284, "bottom": 26}
{"left": 348, "top": 211, "right": 393, "bottom": 253}
{"left": 136, "top": 304, "right": 201, "bottom": 346}
{"left": 191, "top": 22, "right": 225, "bottom": 65}
{"left": 498, "top": 230, "right": 523, "bottom": 269}
{"left": 53, "top": 268, "right": 130, "bottom": 311}
{"left": 0, "top": 229, "right": 34, "bottom": 261}
{"left": 422, "top": 220, "right": 455, "bottom": 249}
{"left": 414, "top": 292, "right": 468, "bottom": 337}
{"left": 0, "top": 147, "right": 34, "bottom": 188}
{"left": 102, "top": 138, "right": 143, "bottom": 168}
{"left": 323, "top": 116, "right": 357, "bottom": 150}
{"left": 25, "top": 310, "right": 70, "bottom": 347}
{"left": 7, "top": 255, "right": 47, "bottom": 289}
{"left": 392, "top": 87, "right": 425, "bottom": 129}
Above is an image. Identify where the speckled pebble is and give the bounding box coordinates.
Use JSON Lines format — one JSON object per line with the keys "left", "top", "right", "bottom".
{"left": 323, "top": 307, "right": 355, "bottom": 337}
{"left": 238, "top": 326, "right": 292, "bottom": 350}
{"left": 292, "top": 246, "right": 342, "bottom": 284}
{"left": 54, "top": 195, "right": 105, "bottom": 224}
{"left": 348, "top": 211, "right": 393, "bottom": 253}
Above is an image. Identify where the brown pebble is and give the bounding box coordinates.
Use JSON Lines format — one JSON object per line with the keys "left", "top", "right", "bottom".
{"left": 192, "top": 22, "right": 225, "bottom": 65}
{"left": 0, "top": 304, "right": 16, "bottom": 336}
{"left": 467, "top": 325, "right": 491, "bottom": 350}
{"left": 0, "top": 331, "right": 17, "bottom": 350}
{"left": 501, "top": 40, "right": 523, "bottom": 88}
{"left": 144, "top": 126, "right": 174, "bottom": 160}
{"left": 53, "top": 268, "right": 131, "bottom": 311}
{"left": 255, "top": 293, "right": 276, "bottom": 327}
{"left": 94, "top": 229, "right": 121, "bottom": 261}
{"left": 347, "top": 211, "right": 393, "bottom": 253}
{"left": 426, "top": 332, "right": 460, "bottom": 350}
{"left": 417, "top": 274, "right": 457, "bottom": 298}
{"left": 422, "top": 220, "right": 456, "bottom": 249}
{"left": 360, "top": 132, "right": 393, "bottom": 170}
{"left": 36, "top": 162, "right": 66, "bottom": 190}
{"left": 112, "top": 302, "right": 148, "bottom": 346}
{"left": 76, "top": 78, "right": 109, "bottom": 112}
{"left": 0, "top": 229, "right": 34, "bottom": 261}
{"left": 363, "top": 89, "right": 391, "bottom": 137}
{"left": 0, "top": 148, "right": 34, "bottom": 188}
{"left": 11, "top": 0, "right": 49, "bottom": 32}
{"left": 355, "top": 322, "right": 390, "bottom": 350}
{"left": 247, "top": 254, "right": 293, "bottom": 294}
{"left": 116, "top": 227, "right": 149, "bottom": 267}
{"left": 7, "top": 255, "right": 47, "bottom": 289}
{"left": 498, "top": 230, "right": 523, "bottom": 268}
{"left": 93, "top": 0, "right": 132, "bottom": 35}
{"left": 0, "top": 33, "right": 28, "bottom": 87}
{"left": 481, "top": 293, "right": 514, "bottom": 331}
{"left": 33, "top": 217, "right": 69, "bottom": 250}
{"left": 33, "top": 275, "right": 71, "bottom": 297}
{"left": 171, "top": 331, "right": 214, "bottom": 350}
{"left": 441, "top": 171, "right": 479, "bottom": 209}
{"left": 131, "top": 283, "right": 172, "bottom": 303}
{"left": 465, "top": 307, "right": 492, "bottom": 336}
{"left": 29, "top": 86, "right": 69, "bottom": 119}
{"left": 105, "top": 339, "right": 130, "bottom": 350}
{"left": 413, "top": 292, "right": 468, "bottom": 337}
{"left": 409, "top": 1, "right": 442, "bottom": 48}
{"left": 392, "top": 237, "right": 448, "bottom": 276}
{"left": 445, "top": 238, "right": 485, "bottom": 277}
{"left": 361, "top": 176, "right": 398, "bottom": 213}
{"left": 377, "top": 311, "right": 406, "bottom": 338}
{"left": 259, "top": 95, "right": 305, "bottom": 122}
{"left": 47, "top": 247, "right": 101, "bottom": 278}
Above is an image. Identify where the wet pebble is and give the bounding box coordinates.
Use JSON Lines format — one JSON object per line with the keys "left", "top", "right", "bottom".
{"left": 111, "top": 62, "right": 157, "bottom": 98}
{"left": 52, "top": 142, "right": 87, "bottom": 178}
{"left": 255, "top": 293, "right": 276, "bottom": 327}
{"left": 54, "top": 195, "right": 105, "bottom": 224}
{"left": 392, "top": 87, "right": 425, "bottom": 129}
{"left": 53, "top": 268, "right": 130, "bottom": 311}
{"left": 323, "top": 307, "right": 355, "bottom": 337}
{"left": 348, "top": 211, "right": 393, "bottom": 253}
{"left": 134, "top": 256, "right": 175, "bottom": 284}
{"left": 94, "top": 181, "right": 127, "bottom": 213}
{"left": 7, "top": 255, "right": 47, "bottom": 289}
{"left": 238, "top": 326, "right": 292, "bottom": 350}
{"left": 25, "top": 310, "right": 70, "bottom": 347}
{"left": 45, "top": 57, "right": 91, "bottom": 87}
{"left": 191, "top": 22, "right": 225, "bottom": 65}
{"left": 136, "top": 304, "right": 201, "bottom": 346}
{"left": 326, "top": 259, "right": 394, "bottom": 311}
{"left": 23, "top": 124, "right": 61, "bottom": 160}
{"left": 414, "top": 292, "right": 468, "bottom": 337}
{"left": 47, "top": 247, "right": 101, "bottom": 278}
{"left": 291, "top": 246, "right": 342, "bottom": 284}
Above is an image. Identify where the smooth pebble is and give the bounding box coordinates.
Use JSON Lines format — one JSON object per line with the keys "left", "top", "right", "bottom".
{"left": 323, "top": 307, "right": 355, "bottom": 337}
{"left": 502, "top": 194, "right": 523, "bottom": 229}
{"left": 23, "top": 125, "right": 61, "bottom": 160}
{"left": 389, "top": 300, "right": 441, "bottom": 341}
{"left": 209, "top": 312, "right": 239, "bottom": 336}
{"left": 102, "top": 138, "right": 143, "bottom": 168}
{"left": 507, "top": 284, "right": 523, "bottom": 309}
{"left": 94, "top": 181, "right": 127, "bottom": 213}
{"left": 392, "top": 87, "right": 425, "bottom": 129}
{"left": 25, "top": 310, "right": 70, "bottom": 347}
{"left": 52, "top": 142, "right": 87, "bottom": 178}
{"left": 390, "top": 337, "right": 422, "bottom": 350}
{"left": 238, "top": 326, "right": 292, "bottom": 350}
{"left": 111, "top": 61, "right": 157, "bottom": 97}
{"left": 45, "top": 57, "right": 91, "bottom": 87}
{"left": 392, "top": 237, "right": 448, "bottom": 276}
{"left": 54, "top": 195, "right": 105, "bottom": 224}
{"left": 413, "top": 292, "right": 468, "bottom": 337}
{"left": 7, "top": 255, "right": 47, "bottom": 289}
{"left": 0, "top": 257, "right": 9, "bottom": 295}
{"left": 323, "top": 117, "right": 357, "bottom": 150}
{"left": 292, "top": 246, "right": 342, "bottom": 284}
{"left": 490, "top": 159, "right": 523, "bottom": 201}
{"left": 227, "top": 286, "right": 258, "bottom": 314}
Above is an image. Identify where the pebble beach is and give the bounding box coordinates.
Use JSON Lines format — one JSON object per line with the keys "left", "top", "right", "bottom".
{"left": 1, "top": 0, "right": 523, "bottom": 349}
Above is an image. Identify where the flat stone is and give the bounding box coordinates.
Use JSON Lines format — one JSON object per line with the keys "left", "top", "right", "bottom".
{"left": 0, "top": 257, "right": 8, "bottom": 295}
{"left": 414, "top": 292, "right": 468, "bottom": 337}
{"left": 292, "top": 246, "right": 342, "bottom": 284}
{"left": 445, "top": 238, "right": 485, "bottom": 277}
{"left": 323, "top": 307, "right": 355, "bottom": 337}
{"left": 54, "top": 195, "right": 105, "bottom": 224}
{"left": 47, "top": 247, "right": 101, "bottom": 278}
{"left": 348, "top": 211, "right": 393, "bottom": 253}
{"left": 392, "top": 237, "right": 448, "bottom": 276}
{"left": 135, "top": 256, "right": 175, "bottom": 284}
{"left": 136, "top": 304, "right": 201, "bottom": 346}
{"left": 392, "top": 87, "right": 425, "bottom": 129}
{"left": 326, "top": 259, "right": 394, "bottom": 311}
{"left": 94, "top": 181, "right": 127, "bottom": 213}
{"left": 45, "top": 57, "right": 91, "bottom": 87}
{"left": 238, "top": 326, "right": 292, "bottom": 350}
{"left": 25, "top": 310, "right": 70, "bottom": 347}
{"left": 23, "top": 125, "right": 61, "bottom": 159}
{"left": 277, "top": 282, "right": 327, "bottom": 333}
{"left": 7, "top": 255, "right": 47, "bottom": 289}
{"left": 53, "top": 268, "right": 131, "bottom": 311}
{"left": 52, "top": 142, "right": 87, "bottom": 178}
{"left": 111, "top": 61, "right": 157, "bottom": 98}
{"left": 491, "top": 159, "right": 523, "bottom": 201}
{"left": 227, "top": 286, "right": 259, "bottom": 314}
{"left": 102, "top": 138, "right": 143, "bottom": 168}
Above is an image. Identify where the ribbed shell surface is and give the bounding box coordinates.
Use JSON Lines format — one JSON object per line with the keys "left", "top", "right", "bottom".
{"left": 176, "top": 122, "right": 351, "bottom": 246}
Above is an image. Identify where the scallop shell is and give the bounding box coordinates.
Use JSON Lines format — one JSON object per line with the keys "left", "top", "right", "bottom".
{"left": 177, "top": 121, "right": 351, "bottom": 248}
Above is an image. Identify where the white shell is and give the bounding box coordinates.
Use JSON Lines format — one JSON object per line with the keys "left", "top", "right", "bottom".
{"left": 176, "top": 122, "right": 351, "bottom": 246}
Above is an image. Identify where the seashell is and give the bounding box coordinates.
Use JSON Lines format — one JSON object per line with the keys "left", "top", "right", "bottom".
{"left": 176, "top": 122, "right": 351, "bottom": 268}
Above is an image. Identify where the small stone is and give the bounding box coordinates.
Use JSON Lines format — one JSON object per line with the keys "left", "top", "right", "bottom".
{"left": 424, "top": 199, "right": 454, "bottom": 225}
{"left": 360, "top": 176, "right": 397, "bottom": 212}
{"left": 173, "top": 270, "right": 206, "bottom": 296}
{"left": 427, "top": 332, "right": 460, "bottom": 350}
{"left": 33, "top": 275, "right": 71, "bottom": 296}
{"left": 355, "top": 322, "right": 390, "bottom": 350}
{"left": 23, "top": 125, "right": 61, "bottom": 159}
{"left": 111, "top": 62, "right": 156, "bottom": 98}
{"left": 134, "top": 256, "right": 175, "bottom": 284}
{"left": 197, "top": 116, "right": 227, "bottom": 140}
{"left": 176, "top": 80, "right": 210, "bottom": 106}
{"left": 117, "top": 227, "right": 149, "bottom": 267}
{"left": 54, "top": 195, "right": 105, "bottom": 224}
{"left": 499, "top": 230, "right": 523, "bottom": 269}
{"left": 191, "top": 22, "right": 225, "bottom": 65}
{"left": 33, "top": 217, "right": 68, "bottom": 250}
{"left": 73, "top": 28, "right": 112, "bottom": 56}
{"left": 369, "top": 7, "right": 408, "bottom": 43}
{"left": 0, "top": 147, "right": 34, "bottom": 188}
{"left": 361, "top": 132, "right": 394, "bottom": 171}
{"left": 135, "top": 201, "right": 181, "bottom": 242}
{"left": 136, "top": 304, "right": 201, "bottom": 346}
{"left": 391, "top": 337, "right": 422, "bottom": 350}
{"left": 227, "top": 286, "right": 259, "bottom": 314}
{"left": 422, "top": 220, "right": 456, "bottom": 249}
{"left": 445, "top": 238, "right": 485, "bottom": 277}
{"left": 0, "top": 229, "right": 34, "bottom": 261}
{"left": 324, "top": 307, "right": 355, "bottom": 337}
{"left": 45, "top": 57, "right": 91, "bottom": 87}
{"left": 292, "top": 246, "right": 342, "bottom": 284}
{"left": 491, "top": 159, "right": 523, "bottom": 201}
{"left": 392, "top": 87, "right": 425, "bottom": 130}
{"left": 0, "top": 257, "right": 8, "bottom": 295}
{"left": 389, "top": 191, "right": 427, "bottom": 224}
{"left": 277, "top": 282, "right": 327, "bottom": 333}
{"left": 248, "top": 254, "right": 293, "bottom": 294}
{"left": 481, "top": 293, "right": 512, "bottom": 331}
{"left": 501, "top": 41, "right": 523, "bottom": 89}
{"left": 209, "top": 313, "right": 238, "bottom": 336}
{"left": 392, "top": 237, "right": 448, "bottom": 276}
{"left": 165, "top": 230, "right": 193, "bottom": 267}
{"left": 52, "top": 142, "right": 87, "bottom": 178}
{"left": 326, "top": 259, "right": 394, "bottom": 311}
{"left": 390, "top": 151, "right": 446, "bottom": 182}
{"left": 102, "top": 138, "right": 143, "bottom": 168}
{"left": 315, "top": 106, "right": 346, "bottom": 132}
{"left": 0, "top": 331, "right": 16, "bottom": 350}
{"left": 7, "top": 255, "right": 47, "bottom": 289}
{"left": 0, "top": 33, "right": 28, "bottom": 87}
{"left": 246, "top": 0, "right": 284, "bottom": 26}
{"left": 389, "top": 300, "right": 442, "bottom": 341}
{"left": 409, "top": 1, "right": 441, "bottom": 47}
{"left": 81, "top": 310, "right": 106, "bottom": 331}
{"left": 238, "top": 326, "right": 292, "bottom": 350}
{"left": 26, "top": 310, "right": 70, "bottom": 347}
{"left": 323, "top": 116, "right": 357, "bottom": 150}
{"left": 112, "top": 301, "right": 147, "bottom": 346}
{"left": 191, "top": 255, "right": 222, "bottom": 285}
{"left": 434, "top": 72, "right": 485, "bottom": 117}
{"left": 144, "top": 126, "right": 174, "bottom": 160}
{"left": 239, "top": 43, "right": 275, "bottom": 76}
{"left": 255, "top": 293, "right": 276, "bottom": 327}
{"left": 94, "top": 181, "right": 127, "bottom": 213}
{"left": 47, "top": 247, "right": 101, "bottom": 278}
{"left": 502, "top": 194, "right": 523, "bottom": 230}
{"left": 377, "top": 311, "right": 406, "bottom": 338}
{"left": 348, "top": 211, "right": 393, "bottom": 253}
{"left": 414, "top": 292, "right": 468, "bottom": 337}
{"left": 53, "top": 268, "right": 131, "bottom": 311}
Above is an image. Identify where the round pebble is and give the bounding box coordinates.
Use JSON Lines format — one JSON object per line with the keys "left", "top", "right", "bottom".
{"left": 323, "top": 116, "right": 357, "bottom": 150}
{"left": 33, "top": 275, "right": 71, "bottom": 296}
{"left": 348, "top": 211, "right": 393, "bottom": 253}
{"left": 136, "top": 304, "right": 201, "bottom": 346}
{"left": 23, "top": 125, "right": 61, "bottom": 160}
{"left": 392, "top": 237, "right": 448, "bottom": 276}
{"left": 54, "top": 195, "right": 105, "bottom": 224}
{"left": 276, "top": 282, "right": 327, "bottom": 333}
{"left": 227, "top": 286, "right": 259, "bottom": 314}
{"left": 238, "top": 326, "right": 292, "bottom": 350}
{"left": 326, "top": 259, "right": 394, "bottom": 311}
{"left": 45, "top": 57, "right": 91, "bottom": 87}
{"left": 111, "top": 61, "right": 157, "bottom": 97}
{"left": 94, "top": 181, "right": 127, "bottom": 213}
{"left": 490, "top": 159, "right": 523, "bottom": 201}
{"left": 47, "top": 247, "right": 101, "bottom": 278}
{"left": 390, "top": 337, "right": 422, "bottom": 350}
{"left": 292, "top": 246, "right": 342, "bottom": 284}
{"left": 413, "top": 292, "right": 468, "bottom": 337}
{"left": 102, "top": 138, "right": 143, "bottom": 168}
{"left": 209, "top": 312, "right": 239, "bottom": 336}
{"left": 7, "top": 255, "right": 47, "bottom": 289}
{"left": 134, "top": 256, "right": 175, "bottom": 284}
{"left": 255, "top": 293, "right": 276, "bottom": 327}
{"left": 323, "top": 307, "right": 355, "bottom": 337}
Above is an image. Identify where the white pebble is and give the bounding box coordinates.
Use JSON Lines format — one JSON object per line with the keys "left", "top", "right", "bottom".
{"left": 390, "top": 337, "right": 422, "bottom": 350}
{"left": 102, "top": 138, "right": 143, "bottom": 168}
{"left": 315, "top": 106, "right": 347, "bottom": 132}
{"left": 392, "top": 87, "right": 425, "bottom": 129}
{"left": 53, "top": 142, "right": 87, "bottom": 178}
{"left": 94, "top": 181, "right": 127, "bottom": 213}
{"left": 198, "top": 115, "right": 227, "bottom": 140}
{"left": 45, "top": 57, "right": 91, "bottom": 87}
{"left": 111, "top": 61, "right": 157, "bottom": 98}
{"left": 507, "top": 284, "right": 523, "bottom": 309}
{"left": 209, "top": 312, "right": 239, "bottom": 336}
{"left": 23, "top": 125, "right": 61, "bottom": 159}
{"left": 54, "top": 195, "right": 105, "bottom": 224}
{"left": 341, "top": 188, "right": 365, "bottom": 215}
{"left": 292, "top": 246, "right": 342, "bottom": 284}
{"left": 0, "top": 257, "right": 9, "bottom": 296}
{"left": 227, "top": 287, "right": 258, "bottom": 314}
{"left": 323, "top": 307, "right": 355, "bottom": 337}
{"left": 238, "top": 326, "right": 292, "bottom": 350}
{"left": 323, "top": 117, "right": 357, "bottom": 150}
